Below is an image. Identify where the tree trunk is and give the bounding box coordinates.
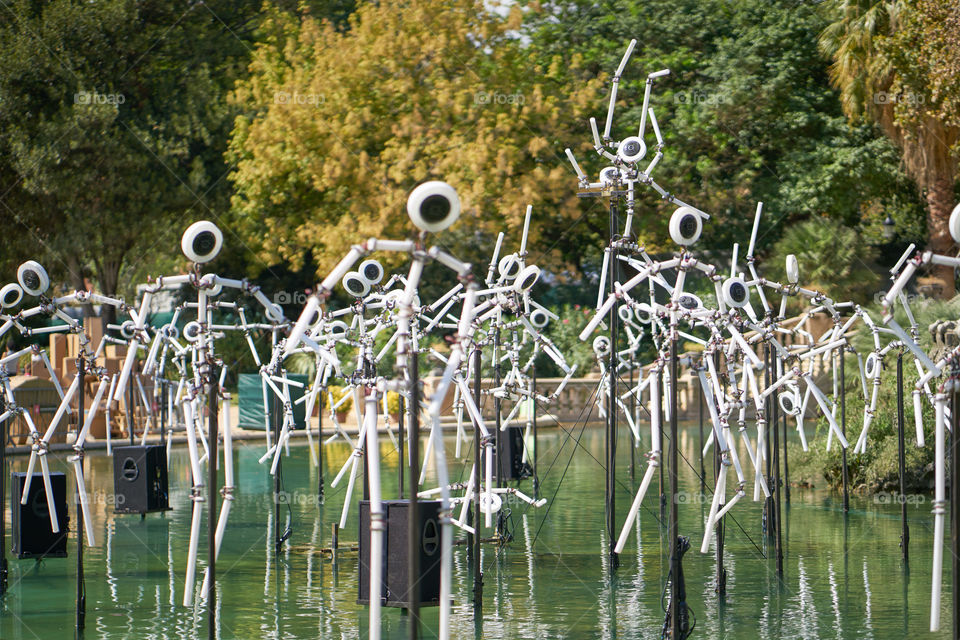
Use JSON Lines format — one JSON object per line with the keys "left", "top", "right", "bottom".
{"left": 926, "top": 175, "right": 956, "bottom": 299}
{"left": 66, "top": 255, "right": 95, "bottom": 318}
{"left": 97, "top": 260, "right": 122, "bottom": 335}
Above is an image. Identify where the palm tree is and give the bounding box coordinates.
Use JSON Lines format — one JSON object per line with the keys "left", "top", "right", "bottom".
{"left": 819, "top": 0, "right": 959, "bottom": 295}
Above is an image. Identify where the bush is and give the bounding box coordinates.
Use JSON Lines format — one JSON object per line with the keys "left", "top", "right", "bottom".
{"left": 386, "top": 390, "right": 401, "bottom": 415}
{"left": 790, "top": 351, "right": 935, "bottom": 494}
{"left": 327, "top": 385, "right": 354, "bottom": 415}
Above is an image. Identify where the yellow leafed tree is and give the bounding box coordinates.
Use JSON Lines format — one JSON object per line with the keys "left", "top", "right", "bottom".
{"left": 228, "top": 0, "right": 601, "bottom": 277}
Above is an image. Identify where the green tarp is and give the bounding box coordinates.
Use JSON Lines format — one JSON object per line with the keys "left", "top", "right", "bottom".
{"left": 237, "top": 373, "right": 309, "bottom": 430}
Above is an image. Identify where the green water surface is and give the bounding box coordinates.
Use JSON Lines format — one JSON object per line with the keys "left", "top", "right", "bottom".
{"left": 0, "top": 425, "right": 949, "bottom": 639}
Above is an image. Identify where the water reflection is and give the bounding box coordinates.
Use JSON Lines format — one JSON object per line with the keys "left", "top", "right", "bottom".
{"left": 0, "top": 426, "right": 952, "bottom": 638}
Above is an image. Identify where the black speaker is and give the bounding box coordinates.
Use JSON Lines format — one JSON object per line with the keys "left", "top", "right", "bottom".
{"left": 358, "top": 499, "right": 442, "bottom": 608}
{"left": 483, "top": 425, "right": 528, "bottom": 482}
{"left": 113, "top": 445, "right": 170, "bottom": 514}
{"left": 10, "top": 472, "right": 68, "bottom": 559}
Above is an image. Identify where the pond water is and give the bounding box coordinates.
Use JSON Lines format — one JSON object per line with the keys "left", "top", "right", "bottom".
{"left": 0, "top": 424, "right": 949, "bottom": 639}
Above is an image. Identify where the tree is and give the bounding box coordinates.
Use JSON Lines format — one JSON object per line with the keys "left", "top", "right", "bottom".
{"left": 0, "top": 0, "right": 265, "bottom": 321}
{"left": 765, "top": 217, "right": 881, "bottom": 308}
{"left": 819, "top": 0, "right": 960, "bottom": 295}
{"left": 227, "top": 0, "right": 602, "bottom": 279}
{"left": 525, "top": 0, "right": 926, "bottom": 273}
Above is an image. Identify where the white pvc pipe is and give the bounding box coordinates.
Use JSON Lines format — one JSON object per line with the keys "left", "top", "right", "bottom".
{"left": 364, "top": 393, "right": 384, "bottom": 640}
{"left": 931, "top": 395, "right": 946, "bottom": 631}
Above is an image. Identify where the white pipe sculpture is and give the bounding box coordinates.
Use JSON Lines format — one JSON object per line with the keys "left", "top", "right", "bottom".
{"left": 111, "top": 220, "right": 290, "bottom": 607}
{"left": 876, "top": 203, "right": 960, "bottom": 632}
{"left": 0, "top": 261, "right": 134, "bottom": 545}
{"left": 283, "top": 180, "right": 478, "bottom": 640}
{"left": 568, "top": 39, "right": 883, "bottom": 566}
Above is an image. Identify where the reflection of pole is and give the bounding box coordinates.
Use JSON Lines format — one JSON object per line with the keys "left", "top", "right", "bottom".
{"left": 840, "top": 349, "right": 849, "bottom": 513}
{"left": 76, "top": 359, "right": 86, "bottom": 632}
{"left": 896, "top": 353, "right": 909, "bottom": 562}
{"left": 0, "top": 390, "right": 7, "bottom": 597}
{"left": 471, "top": 347, "right": 483, "bottom": 608}
{"left": 207, "top": 376, "right": 218, "bottom": 640}
{"left": 408, "top": 349, "right": 421, "bottom": 639}
{"left": 606, "top": 200, "right": 619, "bottom": 568}
{"left": 668, "top": 335, "right": 680, "bottom": 638}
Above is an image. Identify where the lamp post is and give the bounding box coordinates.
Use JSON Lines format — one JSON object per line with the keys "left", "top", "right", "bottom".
{"left": 882, "top": 214, "right": 896, "bottom": 241}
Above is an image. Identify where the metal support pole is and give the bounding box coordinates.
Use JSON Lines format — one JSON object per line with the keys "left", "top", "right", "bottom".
{"left": 273, "top": 394, "right": 282, "bottom": 554}
{"left": 76, "top": 359, "right": 86, "bottom": 632}
{"left": 128, "top": 360, "right": 136, "bottom": 446}
{"left": 714, "top": 352, "right": 725, "bottom": 596}
{"left": 0, "top": 390, "right": 7, "bottom": 597}
{"left": 782, "top": 388, "right": 790, "bottom": 503}
{"left": 494, "top": 328, "right": 502, "bottom": 487}
{"left": 840, "top": 349, "right": 849, "bottom": 513}
{"left": 629, "top": 365, "right": 635, "bottom": 482}
{"left": 897, "top": 353, "right": 909, "bottom": 562}
{"left": 698, "top": 370, "right": 705, "bottom": 492}
{"left": 763, "top": 345, "right": 773, "bottom": 538}
{"left": 207, "top": 376, "right": 219, "bottom": 640}
{"left": 471, "top": 347, "right": 483, "bottom": 607}
{"left": 532, "top": 365, "right": 538, "bottom": 499}
{"left": 398, "top": 395, "right": 405, "bottom": 499}
{"left": 160, "top": 381, "right": 166, "bottom": 446}
{"left": 668, "top": 336, "right": 680, "bottom": 638}
{"left": 606, "top": 200, "right": 619, "bottom": 568}
{"left": 772, "top": 355, "right": 783, "bottom": 576}
{"left": 318, "top": 390, "right": 324, "bottom": 501}
{"left": 951, "top": 382, "right": 959, "bottom": 638}
{"left": 659, "top": 369, "right": 665, "bottom": 521}
{"left": 408, "top": 348, "right": 421, "bottom": 638}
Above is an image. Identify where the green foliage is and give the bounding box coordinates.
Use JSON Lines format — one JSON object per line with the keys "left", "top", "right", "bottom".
{"left": 385, "top": 390, "right": 401, "bottom": 416}
{"left": 525, "top": 0, "right": 925, "bottom": 265}
{"left": 327, "top": 385, "right": 353, "bottom": 414}
{"left": 283, "top": 351, "right": 318, "bottom": 385}
{"left": 0, "top": 0, "right": 264, "bottom": 302}
{"left": 794, "top": 297, "right": 960, "bottom": 493}
{"left": 792, "top": 352, "right": 935, "bottom": 493}
{"left": 765, "top": 217, "right": 881, "bottom": 307}
{"left": 227, "top": 0, "right": 600, "bottom": 278}
{"left": 532, "top": 304, "right": 604, "bottom": 378}
{"left": 819, "top": 0, "right": 958, "bottom": 289}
